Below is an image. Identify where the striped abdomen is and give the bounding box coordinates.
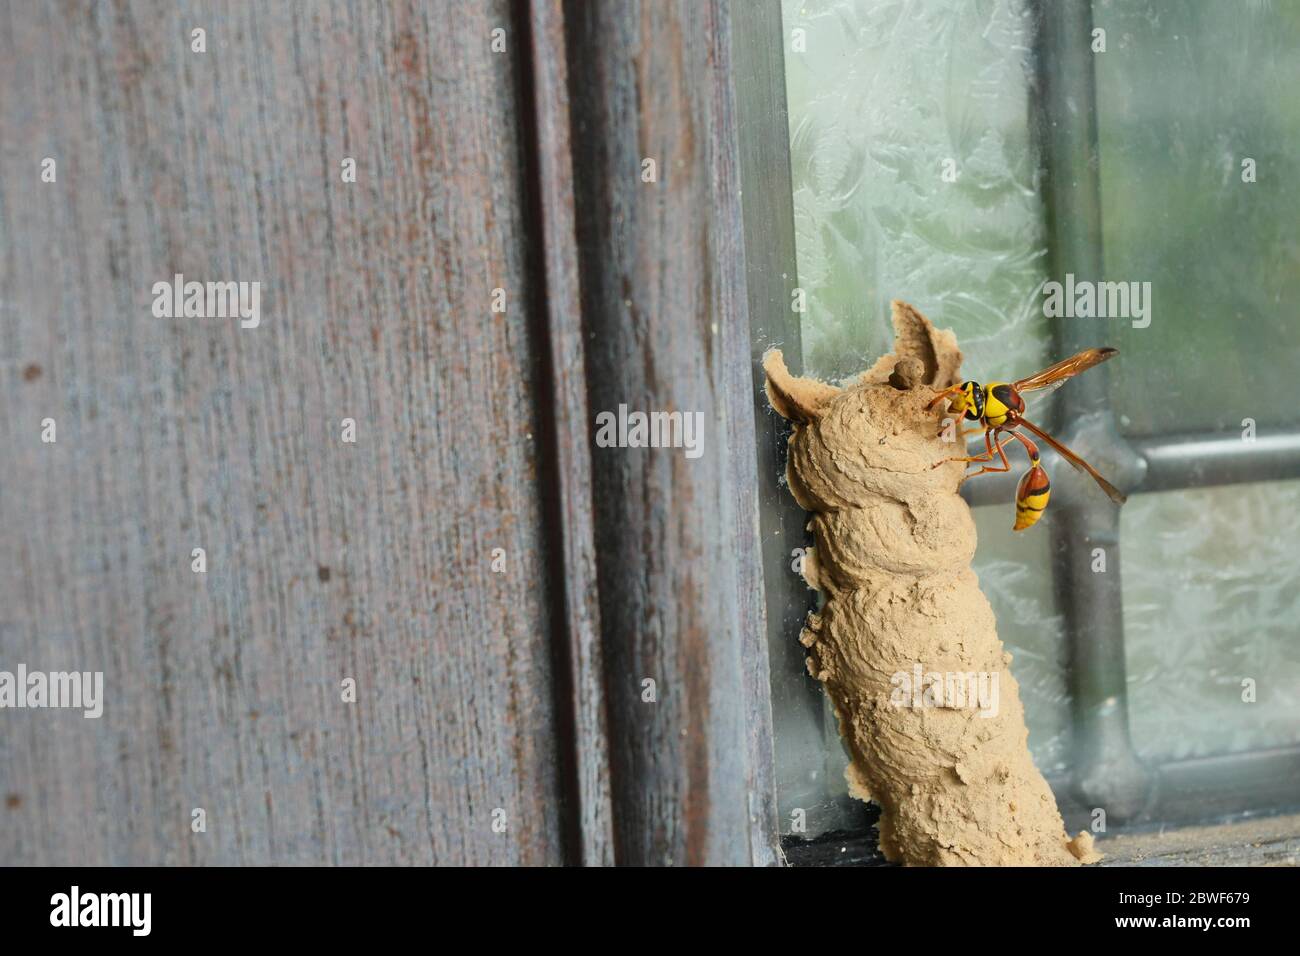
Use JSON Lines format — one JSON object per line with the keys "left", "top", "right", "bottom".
{"left": 1014, "top": 463, "right": 1051, "bottom": 531}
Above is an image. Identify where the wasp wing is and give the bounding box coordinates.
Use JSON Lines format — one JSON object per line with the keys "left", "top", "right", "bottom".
{"left": 1018, "top": 417, "right": 1128, "bottom": 505}
{"left": 1014, "top": 347, "right": 1118, "bottom": 394}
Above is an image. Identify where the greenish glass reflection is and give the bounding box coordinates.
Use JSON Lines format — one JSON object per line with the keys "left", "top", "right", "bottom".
{"left": 1094, "top": 0, "right": 1300, "bottom": 437}
{"left": 783, "top": 0, "right": 1052, "bottom": 385}
{"left": 778, "top": 0, "right": 1070, "bottom": 833}
{"left": 1122, "top": 480, "right": 1300, "bottom": 761}
{"left": 776, "top": 0, "right": 1300, "bottom": 839}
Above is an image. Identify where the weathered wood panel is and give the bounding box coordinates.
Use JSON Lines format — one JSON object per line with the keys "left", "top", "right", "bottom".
{"left": 522, "top": 0, "right": 616, "bottom": 866}
{"left": 0, "top": 0, "right": 565, "bottom": 865}
{"left": 564, "top": 0, "right": 782, "bottom": 865}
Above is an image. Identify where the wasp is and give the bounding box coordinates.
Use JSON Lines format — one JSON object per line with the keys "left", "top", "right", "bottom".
{"left": 926, "top": 347, "right": 1127, "bottom": 531}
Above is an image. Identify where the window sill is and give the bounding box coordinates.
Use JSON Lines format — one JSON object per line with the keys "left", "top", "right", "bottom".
{"left": 781, "top": 811, "right": 1300, "bottom": 867}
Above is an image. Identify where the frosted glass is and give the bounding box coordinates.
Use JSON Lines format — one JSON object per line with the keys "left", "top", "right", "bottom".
{"left": 1122, "top": 481, "right": 1300, "bottom": 761}
{"left": 776, "top": 0, "right": 1300, "bottom": 838}
{"left": 783, "top": 0, "right": 1051, "bottom": 385}
{"left": 777, "top": 0, "right": 1072, "bottom": 834}
{"left": 1094, "top": 0, "right": 1300, "bottom": 438}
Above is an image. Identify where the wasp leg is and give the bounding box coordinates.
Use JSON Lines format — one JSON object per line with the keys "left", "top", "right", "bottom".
{"left": 931, "top": 427, "right": 1009, "bottom": 471}
{"left": 962, "top": 430, "right": 1015, "bottom": 479}
{"left": 1004, "top": 429, "right": 1042, "bottom": 465}
{"left": 931, "top": 426, "right": 995, "bottom": 469}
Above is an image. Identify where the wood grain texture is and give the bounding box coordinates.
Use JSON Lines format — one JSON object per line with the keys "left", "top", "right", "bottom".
{"left": 564, "top": 0, "right": 782, "bottom": 866}
{"left": 0, "top": 0, "right": 566, "bottom": 865}
{"left": 522, "top": 0, "right": 616, "bottom": 866}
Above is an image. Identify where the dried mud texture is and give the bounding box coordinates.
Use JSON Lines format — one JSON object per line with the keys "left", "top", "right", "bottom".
{"left": 765, "top": 300, "right": 1098, "bottom": 867}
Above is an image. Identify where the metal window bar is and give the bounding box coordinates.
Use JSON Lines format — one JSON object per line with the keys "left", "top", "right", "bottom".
{"left": 1026, "top": 0, "right": 1300, "bottom": 832}
{"left": 776, "top": 0, "right": 1300, "bottom": 863}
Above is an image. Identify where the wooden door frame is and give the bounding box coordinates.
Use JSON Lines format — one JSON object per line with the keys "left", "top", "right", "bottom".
{"left": 518, "top": 0, "right": 797, "bottom": 865}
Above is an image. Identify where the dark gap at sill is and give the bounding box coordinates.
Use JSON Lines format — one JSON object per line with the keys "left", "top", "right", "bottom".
{"left": 782, "top": 829, "right": 893, "bottom": 868}
{"left": 784, "top": 813, "right": 1300, "bottom": 868}
{"left": 782, "top": 802, "right": 891, "bottom": 867}
{"left": 782, "top": 745, "right": 1300, "bottom": 866}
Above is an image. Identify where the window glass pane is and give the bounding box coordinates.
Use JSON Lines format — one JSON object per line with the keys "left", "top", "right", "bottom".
{"left": 1095, "top": 0, "right": 1300, "bottom": 437}
{"left": 969, "top": 507, "right": 1072, "bottom": 774}
{"left": 1122, "top": 480, "right": 1300, "bottom": 761}
{"left": 1093, "top": 2, "right": 1300, "bottom": 761}
{"left": 783, "top": 0, "right": 1050, "bottom": 383}
{"left": 778, "top": 0, "right": 1066, "bottom": 837}
{"left": 771, "top": 0, "right": 1300, "bottom": 844}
